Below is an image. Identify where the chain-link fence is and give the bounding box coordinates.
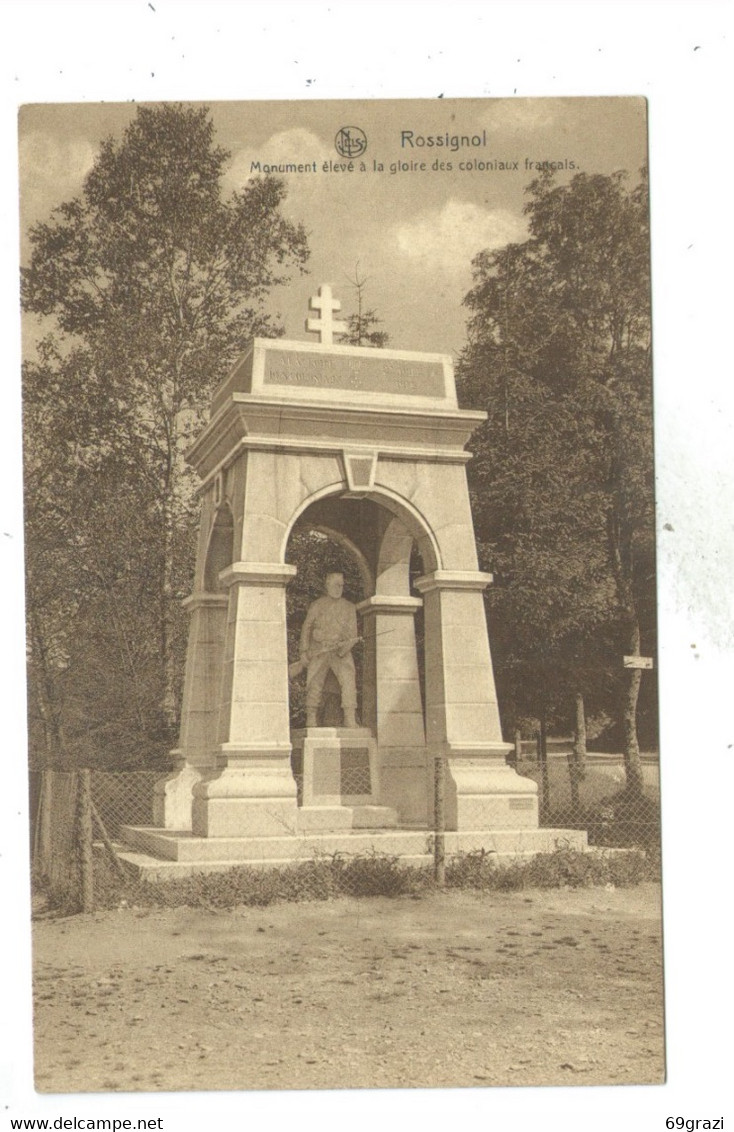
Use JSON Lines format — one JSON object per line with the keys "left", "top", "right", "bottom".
{"left": 91, "top": 770, "right": 163, "bottom": 839}
{"left": 509, "top": 742, "right": 661, "bottom": 848}
{"left": 31, "top": 767, "right": 162, "bottom": 910}
{"left": 30, "top": 745, "right": 661, "bottom": 914}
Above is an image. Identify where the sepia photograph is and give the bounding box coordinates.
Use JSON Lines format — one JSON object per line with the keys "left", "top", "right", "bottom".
{"left": 21, "top": 95, "right": 663, "bottom": 1092}
{"left": 3, "top": 4, "right": 733, "bottom": 1131}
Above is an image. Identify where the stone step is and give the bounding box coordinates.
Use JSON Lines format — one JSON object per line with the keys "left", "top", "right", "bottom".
{"left": 114, "top": 848, "right": 434, "bottom": 882}
{"left": 119, "top": 825, "right": 428, "bottom": 862}
{"left": 118, "top": 824, "right": 587, "bottom": 868}
{"left": 296, "top": 804, "right": 399, "bottom": 831}
{"left": 351, "top": 805, "right": 399, "bottom": 829}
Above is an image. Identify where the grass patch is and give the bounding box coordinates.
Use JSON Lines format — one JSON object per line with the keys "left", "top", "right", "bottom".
{"left": 445, "top": 846, "right": 658, "bottom": 892}
{"left": 514, "top": 759, "right": 662, "bottom": 849}
{"left": 89, "top": 848, "right": 433, "bottom": 911}
{"left": 584, "top": 788, "right": 662, "bottom": 848}
{"left": 32, "top": 867, "right": 83, "bottom": 917}
{"left": 77, "top": 844, "right": 658, "bottom": 915}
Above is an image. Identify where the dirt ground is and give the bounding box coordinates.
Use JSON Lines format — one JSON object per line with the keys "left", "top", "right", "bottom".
{"left": 32, "top": 882, "right": 665, "bottom": 1093}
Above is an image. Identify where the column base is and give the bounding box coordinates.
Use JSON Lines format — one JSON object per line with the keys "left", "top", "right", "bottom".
{"left": 191, "top": 745, "right": 299, "bottom": 838}
{"left": 153, "top": 756, "right": 208, "bottom": 832}
{"left": 439, "top": 744, "right": 540, "bottom": 831}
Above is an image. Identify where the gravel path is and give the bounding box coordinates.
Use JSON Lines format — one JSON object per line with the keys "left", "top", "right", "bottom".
{"left": 32, "top": 883, "right": 664, "bottom": 1092}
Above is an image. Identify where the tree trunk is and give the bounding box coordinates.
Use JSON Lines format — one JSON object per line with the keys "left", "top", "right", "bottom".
{"left": 568, "top": 691, "right": 587, "bottom": 813}
{"left": 34, "top": 772, "right": 52, "bottom": 876}
{"left": 96, "top": 570, "right": 147, "bottom": 730}
{"left": 623, "top": 621, "right": 645, "bottom": 797}
{"left": 606, "top": 501, "right": 646, "bottom": 800}
{"left": 573, "top": 692, "right": 588, "bottom": 774}
{"left": 513, "top": 727, "right": 522, "bottom": 767}
{"left": 160, "top": 491, "right": 179, "bottom": 734}
{"left": 77, "top": 770, "right": 94, "bottom": 913}
{"left": 28, "top": 608, "right": 68, "bottom": 767}
{"left": 538, "top": 712, "right": 550, "bottom": 818}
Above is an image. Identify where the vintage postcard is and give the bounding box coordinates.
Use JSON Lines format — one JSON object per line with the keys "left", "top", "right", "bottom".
{"left": 20, "top": 97, "right": 664, "bottom": 1095}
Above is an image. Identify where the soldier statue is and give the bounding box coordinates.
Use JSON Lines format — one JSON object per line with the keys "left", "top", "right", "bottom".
{"left": 299, "top": 571, "right": 359, "bottom": 728}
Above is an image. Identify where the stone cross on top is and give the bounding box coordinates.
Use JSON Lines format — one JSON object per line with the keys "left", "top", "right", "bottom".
{"left": 305, "top": 284, "right": 348, "bottom": 345}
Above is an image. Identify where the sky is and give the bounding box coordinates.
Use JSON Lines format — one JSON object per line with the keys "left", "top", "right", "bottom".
{"left": 19, "top": 97, "right": 648, "bottom": 359}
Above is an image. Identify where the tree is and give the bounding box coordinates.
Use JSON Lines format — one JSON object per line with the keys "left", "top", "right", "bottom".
{"left": 337, "top": 265, "right": 389, "bottom": 348}
{"left": 22, "top": 104, "right": 309, "bottom": 767}
{"left": 458, "top": 168, "right": 655, "bottom": 796}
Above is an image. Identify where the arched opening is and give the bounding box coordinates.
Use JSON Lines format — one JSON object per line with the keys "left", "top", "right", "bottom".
{"left": 282, "top": 484, "right": 441, "bottom": 577}
{"left": 284, "top": 491, "right": 432, "bottom": 818}
{"left": 285, "top": 524, "right": 369, "bottom": 731}
{"left": 204, "top": 503, "right": 234, "bottom": 592}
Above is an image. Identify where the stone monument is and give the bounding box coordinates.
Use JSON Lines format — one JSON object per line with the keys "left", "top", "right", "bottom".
{"left": 299, "top": 570, "right": 358, "bottom": 729}
{"left": 118, "top": 285, "right": 586, "bottom": 877}
{"left": 290, "top": 566, "right": 397, "bottom": 832}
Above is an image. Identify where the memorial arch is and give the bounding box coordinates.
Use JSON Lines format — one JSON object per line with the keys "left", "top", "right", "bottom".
{"left": 126, "top": 288, "right": 587, "bottom": 873}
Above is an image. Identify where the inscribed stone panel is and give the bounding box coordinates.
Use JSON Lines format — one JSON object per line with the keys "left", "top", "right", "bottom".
{"left": 263, "top": 350, "right": 444, "bottom": 398}
{"left": 312, "top": 748, "right": 341, "bottom": 795}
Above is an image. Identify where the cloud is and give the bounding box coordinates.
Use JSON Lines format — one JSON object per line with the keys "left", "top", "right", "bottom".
{"left": 224, "top": 128, "right": 330, "bottom": 192}
{"left": 479, "top": 99, "right": 558, "bottom": 134}
{"left": 392, "top": 199, "right": 527, "bottom": 274}
{"left": 19, "top": 131, "right": 96, "bottom": 229}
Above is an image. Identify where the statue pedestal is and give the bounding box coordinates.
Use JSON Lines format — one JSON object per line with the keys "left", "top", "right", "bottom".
{"left": 291, "top": 727, "right": 398, "bottom": 831}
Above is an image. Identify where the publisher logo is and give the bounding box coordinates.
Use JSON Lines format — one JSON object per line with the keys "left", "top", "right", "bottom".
{"left": 335, "top": 126, "right": 367, "bottom": 159}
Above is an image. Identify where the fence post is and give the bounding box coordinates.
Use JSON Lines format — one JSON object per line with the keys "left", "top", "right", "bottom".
{"left": 434, "top": 752, "right": 445, "bottom": 886}
{"left": 538, "top": 717, "right": 550, "bottom": 818}
{"left": 34, "top": 770, "right": 52, "bottom": 878}
{"left": 90, "top": 795, "right": 127, "bottom": 878}
{"left": 78, "top": 769, "right": 94, "bottom": 913}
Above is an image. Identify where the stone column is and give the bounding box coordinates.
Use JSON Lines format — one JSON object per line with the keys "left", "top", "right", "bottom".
{"left": 154, "top": 593, "right": 228, "bottom": 831}
{"left": 191, "top": 562, "right": 299, "bottom": 838}
{"left": 414, "top": 570, "right": 537, "bottom": 831}
{"left": 358, "top": 595, "right": 427, "bottom": 823}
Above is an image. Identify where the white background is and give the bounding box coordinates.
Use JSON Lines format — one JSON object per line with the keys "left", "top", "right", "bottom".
{"left": 2, "top": 3, "right": 733, "bottom": 1131}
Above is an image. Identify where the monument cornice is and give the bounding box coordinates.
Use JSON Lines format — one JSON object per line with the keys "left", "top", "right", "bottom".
{"left": 218, "top": 562, "right": 298, "bottom": 588}
{"left": 357, "top": 596, "right": 424, "bottom": 614}
{"left": 413, "top": 569, "right": 494, "bottom": 594}
{"left": 181, "top": 592, "right": 230, "bottom": 611}
{"left": 188, "top": 396, "right": 486, "bottom": 482}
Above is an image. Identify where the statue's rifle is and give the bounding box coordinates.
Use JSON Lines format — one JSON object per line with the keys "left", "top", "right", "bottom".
{"left": 288, "top": 627, "right": 398, "bottom": 680}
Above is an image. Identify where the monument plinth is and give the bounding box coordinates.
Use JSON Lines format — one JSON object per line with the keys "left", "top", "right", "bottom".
{"left": 126, "top": 286, "right": 586, "bottom": 877}
{"left": 291, "top": 727, "right": 398, "bottom": 832}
